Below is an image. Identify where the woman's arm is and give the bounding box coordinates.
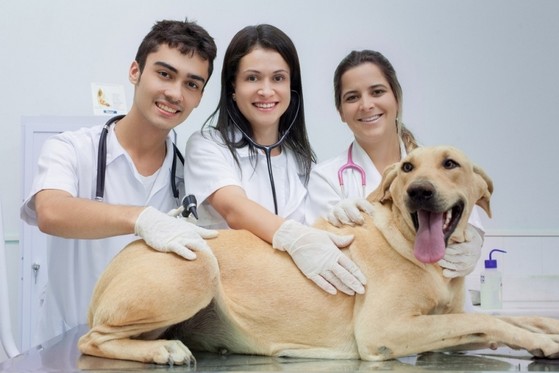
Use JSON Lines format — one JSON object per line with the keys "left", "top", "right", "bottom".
{"left": 207, "top": 185, "right": 283, "bottom": 243}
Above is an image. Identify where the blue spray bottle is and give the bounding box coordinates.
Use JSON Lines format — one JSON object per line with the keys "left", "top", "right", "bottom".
{"left": 480, "top": 249, "right": 507, "bottom": 309}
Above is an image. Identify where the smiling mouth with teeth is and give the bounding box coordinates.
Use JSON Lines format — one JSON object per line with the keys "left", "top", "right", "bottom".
{"left": 410, "top": 201, "right": 464, "bottom": 264}
{"left": 360, "top": 114, "right": 381, "bottom": 122}
{"left": 157, "top": 102, "right": 179, "bottom": 114}
{"left": 254, "top": 102, "right": 276, "bottom": 109}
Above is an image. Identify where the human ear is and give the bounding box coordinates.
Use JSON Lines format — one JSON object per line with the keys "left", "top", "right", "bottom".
{"left": 129, "top": 61, "right": 141, "bottom": 85}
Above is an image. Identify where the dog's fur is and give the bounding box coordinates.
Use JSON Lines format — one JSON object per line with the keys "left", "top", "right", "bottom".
{"left": 78, "top": 146, "right": 559, "bottom": 365}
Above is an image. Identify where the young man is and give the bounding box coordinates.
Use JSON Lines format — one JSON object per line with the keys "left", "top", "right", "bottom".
{"left": 20, "top": 19, "right": 218, "bottom": 345}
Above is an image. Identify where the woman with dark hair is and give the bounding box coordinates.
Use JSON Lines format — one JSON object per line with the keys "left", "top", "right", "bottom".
{"left": 185, "top": 25, "right": 366, "bottom": 296}
{"left": 306, "top": 50, "right": 484, "bottom": 280}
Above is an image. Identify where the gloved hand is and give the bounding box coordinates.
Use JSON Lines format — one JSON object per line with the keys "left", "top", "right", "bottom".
{"left": 166, "top": 205, "right": 199, "bottom": 225}
{"left": 135, "top": 206, "right": 218, "bottom": 260}
{"left": 327, "top": 198, "right": 375, "bottom": 228}
{"left": 272, "top": 220, "right": 367, "bottom": 295}
{"left": 166, "top": 205, "right": 184, "bottom": 218}
{"left": 439, "top": 224, "right": 484, "bottom": 278}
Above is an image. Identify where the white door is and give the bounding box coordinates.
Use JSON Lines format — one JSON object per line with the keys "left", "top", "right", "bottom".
{"left": 19, "top": 116, "right": 102, "bottom": 351}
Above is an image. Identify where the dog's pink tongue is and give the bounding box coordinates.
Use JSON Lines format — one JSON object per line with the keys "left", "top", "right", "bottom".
{"left": 414, "top": 210, "right": 446, "bottom": 263}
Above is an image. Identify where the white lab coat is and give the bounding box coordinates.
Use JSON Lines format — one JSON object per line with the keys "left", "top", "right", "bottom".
{"left": 184, "top": 129, "right": 307, "bottom": 229}
{"left": 306, "top": 140, "right": 405, "bottom": 225}
{"left": 305, "top": 140, "right": 483, "bottom": 229}
{"left": 20, "top": 123, "right": 184, "bottom": 346}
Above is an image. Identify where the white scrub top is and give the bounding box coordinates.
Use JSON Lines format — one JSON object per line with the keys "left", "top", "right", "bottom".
{"left": 305, "top": 140, "right": 406, "bottom": 225}
{"left": 20, "top": 123, "right": 184, "bottom": 345}
{"left": 305, "top": 140, "right": 483, "bottom": 229}
{"left": 184, "top": 129, "right": 307, "bottom": 229}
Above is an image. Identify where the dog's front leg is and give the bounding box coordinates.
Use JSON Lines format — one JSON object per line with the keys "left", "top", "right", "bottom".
{"left": 497, "top": 315, "right": 559, "bottom": 334}
{"left": 356, "top": 313, "right": 559, "bottom": 360}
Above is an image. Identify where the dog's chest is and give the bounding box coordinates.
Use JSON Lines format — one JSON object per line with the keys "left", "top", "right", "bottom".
{"left": 425, "top": 269, "right": 464, "bottom": 315}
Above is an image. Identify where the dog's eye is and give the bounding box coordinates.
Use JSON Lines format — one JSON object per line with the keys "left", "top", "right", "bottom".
{"left": 401, "top": 162, "right": 414, "bottom": 172}
{"left": 443, "top": 159, "right": 460, "bottom": 169}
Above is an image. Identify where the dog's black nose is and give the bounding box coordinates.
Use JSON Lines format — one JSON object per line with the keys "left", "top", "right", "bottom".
{"left": 407, "top": 181, "right": 435, "bottom": 204}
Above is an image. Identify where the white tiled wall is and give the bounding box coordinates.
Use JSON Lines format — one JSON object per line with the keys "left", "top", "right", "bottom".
{"left": 465, "top": 235, "right": 559, "bottom": 304}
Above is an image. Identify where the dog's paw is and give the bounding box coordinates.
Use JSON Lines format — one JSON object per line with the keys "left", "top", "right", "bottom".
{"left": 152, "top": 340, "right": 195, "bottom": 366}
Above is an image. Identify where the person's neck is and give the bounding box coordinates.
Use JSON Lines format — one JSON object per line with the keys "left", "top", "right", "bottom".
{"left": 359, "top": 134, "right": 401, "bottom": 175}
{"left": 251, "top": 125, "right": 282, "bottom": 156}
{"left": 113, "top": 112, "right": 168, "bottom": 176}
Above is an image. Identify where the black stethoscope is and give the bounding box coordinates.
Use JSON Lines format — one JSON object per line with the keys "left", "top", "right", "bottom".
{"left": 95, "top": 114, "right": 185, "bottom": 204}
{"left": 227, "top": 91, "right": 300, "bottom": 215}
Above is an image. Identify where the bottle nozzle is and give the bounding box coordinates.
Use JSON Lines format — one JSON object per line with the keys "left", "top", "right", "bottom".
{"left": 485, "top": 249, "right": 507, "bottom": 269}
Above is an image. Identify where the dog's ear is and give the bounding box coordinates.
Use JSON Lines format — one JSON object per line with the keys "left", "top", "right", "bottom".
{"left": 369, "top": 163, "right": 398, "bottom": 203}
{"left": 473, "top": 165, "right": 493, "bottom": 218}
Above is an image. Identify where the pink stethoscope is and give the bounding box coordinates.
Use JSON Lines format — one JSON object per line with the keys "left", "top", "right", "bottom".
{"left": 337, "top": 142, "right": 366, "bottom": 197}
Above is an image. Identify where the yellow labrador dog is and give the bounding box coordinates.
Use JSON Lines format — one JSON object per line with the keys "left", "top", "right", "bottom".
{"left": 79, "top": 146, "right": 559, "bottom": 365}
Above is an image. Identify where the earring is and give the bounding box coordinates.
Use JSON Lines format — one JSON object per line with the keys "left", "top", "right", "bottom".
{"left": 232, "top": 93, "right": 236, "bottom": 101}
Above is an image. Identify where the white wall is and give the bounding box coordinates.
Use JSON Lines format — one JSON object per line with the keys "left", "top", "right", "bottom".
{"left": 2, "top": 0, "right": 558, "bottom": 361}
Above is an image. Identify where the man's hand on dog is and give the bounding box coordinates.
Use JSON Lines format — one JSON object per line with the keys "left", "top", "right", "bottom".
{"left": 272, "top": 219, "right": 366, "bottom": 295}
{"left": 135, "top": 206, "right": 218, "bottom": 260}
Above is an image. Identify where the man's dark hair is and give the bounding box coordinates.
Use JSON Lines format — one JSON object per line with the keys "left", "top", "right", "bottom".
{"left": 135, "top": 19, "right": 217, "bottom": 85}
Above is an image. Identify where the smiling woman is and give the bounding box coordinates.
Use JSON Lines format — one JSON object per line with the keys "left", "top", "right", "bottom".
{"left": 184, "top": 23, "right": 367, "bottom": 297}
{"left": 306, "top": 49, "right": 485, "bottom": 281}
{"left": 306, "top": 50, "right": 419, "bottom": 225}
{"left": 185, "top": 24, "right": 311, "bottom": 231}
{"left": 232, "top": 47, "right": 292, "bottom": 142}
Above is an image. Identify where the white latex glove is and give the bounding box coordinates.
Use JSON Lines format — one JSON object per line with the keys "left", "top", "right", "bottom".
{"left": 135, "top": 206, "right": 218, "bottom": 260}
{"left": 166, "top": 205, "right": 184, "bottom": 218}
{"left": 439, "top": 224, "right": 484, "bottom": 278}
{"left": 166, "top": 205, "right": 199, "bottom": 225}
{"left": 272, "top": 220, "right": 366, "bottom": 295}
{"left": 327, "top": 198, "right": 375, "bottom": 228}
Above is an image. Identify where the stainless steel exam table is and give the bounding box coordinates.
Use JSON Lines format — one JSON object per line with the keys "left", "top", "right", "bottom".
{"left": 2, "top": 324, "right": 559, "bottom": 372}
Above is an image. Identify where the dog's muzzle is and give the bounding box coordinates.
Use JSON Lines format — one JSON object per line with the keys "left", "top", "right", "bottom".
{"left": 406, "top": 180, "right": 464, "bottom": 263}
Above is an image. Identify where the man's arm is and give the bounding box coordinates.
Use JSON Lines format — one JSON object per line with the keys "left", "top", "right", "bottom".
{"left": 35, "top": 189, "right": 141, "bottom": 239}
{"left": 35, "top": 188, "right": 218, "bottom": 260}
